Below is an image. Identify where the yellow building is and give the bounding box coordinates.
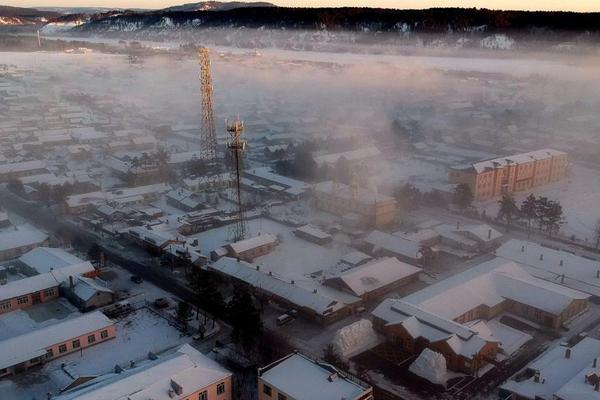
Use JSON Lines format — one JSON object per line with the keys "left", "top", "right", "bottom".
{"left": 312, "top": 181, "right": 397, "bottom": 227}
{"left": 449, "top": 149, "right": 568, "bottom": 201}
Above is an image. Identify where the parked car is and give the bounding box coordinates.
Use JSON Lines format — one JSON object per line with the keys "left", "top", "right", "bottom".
{"left": 276, "top": 314, "right": 293, "bottom": 326}
{"left": 130, "top": 275, "right": 143, "bottom": 284}
{"left": 154, "top": 298, "right": 169, "bottom": 309}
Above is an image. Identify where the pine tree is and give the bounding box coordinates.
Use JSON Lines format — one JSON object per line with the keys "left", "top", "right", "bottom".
{"left": 453, "top": 184, "right": 474, "bottom": 209}
{"left": 228, "top": 287, "right": 262, "bottom": 348}
{"left": 520, "top": 194, "right": 538, "bottom": 232}
{"left": 497, "top": 193, "right": 519, "bottom": 227}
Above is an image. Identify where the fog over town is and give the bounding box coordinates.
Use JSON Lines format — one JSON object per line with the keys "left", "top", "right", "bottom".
{"left": 1, "top": 3, "right": 600, "bottom": 400}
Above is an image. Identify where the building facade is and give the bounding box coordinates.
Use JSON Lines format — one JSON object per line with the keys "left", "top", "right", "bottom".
{"left": 0, "top": 311, "right": 115, "bottom": 377}
{"left": 313, "top": 181, "right": 397, "bottom": 227}
{"left": 258, "top": 352, "right": 373, "bottom": 400}
{"left": 449, "top": 149, "right": 568, "bottom": 201}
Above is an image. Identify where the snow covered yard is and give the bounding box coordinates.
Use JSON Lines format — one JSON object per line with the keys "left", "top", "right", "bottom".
{"left": 0, "top": 298, "right": 79, "bottom": 341}
{"left": 2, "top": 307, "right": 189, "bottom": 400}
{"left": 477, "top": 164, "right": 600, "bottom": 241}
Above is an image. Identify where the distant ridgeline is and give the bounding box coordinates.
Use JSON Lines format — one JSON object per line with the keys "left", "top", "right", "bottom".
{"left": 71, "top": 7, "right": 600, "bottom": 34}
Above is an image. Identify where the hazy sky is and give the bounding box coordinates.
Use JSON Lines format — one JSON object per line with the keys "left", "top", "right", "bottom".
{"left": 13, "top": 0, "right": 600, "bottom": 12}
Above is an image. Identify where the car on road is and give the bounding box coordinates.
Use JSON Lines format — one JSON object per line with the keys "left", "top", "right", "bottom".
{"left": 130, "top": 275, "right": 143, "bottom": 284}
{"left": 276, "top": 313, "right": 294, "bottom": 326}
{"left": 154, "top": 298, "right": 169, "bottom": 309}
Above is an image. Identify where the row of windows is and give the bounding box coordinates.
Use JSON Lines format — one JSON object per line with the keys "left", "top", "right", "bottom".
{"left": 262, "top": 383, "right": 287, "bottom": 400}
{"left": 197, "top": 382, "right": 227, "bottom": 400}
{"left": 43, "top": 288, "right": 55, "bottom": 297}
{"left": 17, "top": 295, "right": 29, "bottom": 305}
{"left": 45, "top": 330, "right": 110, "bottom": 358}
{"left": 0, "top": 301, "right": 11, "bottom": 311}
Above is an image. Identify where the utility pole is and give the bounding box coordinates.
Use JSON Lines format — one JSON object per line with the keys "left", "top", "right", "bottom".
{"left": 227, "top": 117, "right": 247, "bottom": 242}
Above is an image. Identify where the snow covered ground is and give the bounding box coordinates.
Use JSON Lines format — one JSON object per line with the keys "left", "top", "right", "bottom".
{"left": 0, "top": 299, "right": 79, "bottom": 341}
{"left": 478, "top": 164, "right": 600, "bottom": 241}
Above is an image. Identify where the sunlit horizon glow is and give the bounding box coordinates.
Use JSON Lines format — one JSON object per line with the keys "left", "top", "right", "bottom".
{"left": 7, "top": 0, "right": 600, "bottom": 13}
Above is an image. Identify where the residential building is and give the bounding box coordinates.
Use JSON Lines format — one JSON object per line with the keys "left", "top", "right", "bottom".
{"left": 371, "top": 299, "right": 500, "bottom": 374}
{"left": 0, "top": 262, "right": 96, "bottom": 315}
{"left": 63, "top": 276, "right": 115, "bottom": 311}
{"left": 63, "top": 183, "right": 171, "bottom": 214}
{"left": 0, "top": 160, "right": 48, "bottom": 182}
{"left": 401, "top": 258, "right": 589, "bottom": 330}
{"left": 54, "top": 344, "right": 232, "bottom": 400}
{"left": 243, "top": 167, "right": 311, "bottom": 199}
{"left": 0, "top": 225, "right": 49, "bottom": 261}
{"left": 166, "top": 188, "right": 204, "bottom": 212}
{"left": 0, "top": 311, "right": 115, "bottom": 377}
{"left": 313, "top": 181, "right": 397, "bottom": 227}
{"left": 500, "top": 337, "right": 600, "bottom": 400}
{"left": 209, "top": 257, "right": 361, "bottom": 325}
{"left": 258, "top": 352, "right": 373, "bottom": 400}
{"left": 313, "top": 146, "right": 381, "bottom": 168}
{"left": 226, "top": 233, "right": 279, "bottom": 262}
{"left": 360, "top": 230, "right": 421, "bottom": 265}
{"left": 495, "top": 239, "right": 600, "bottom": 298}
{"left": 293, "top": 225, "right": 332, "bottom": 245}
{"left": 449, "top": 149, "right": 568, "bottom": 201}
{"left": 18, "top": 246, "right": 86, "bottom": 274}
{"left": 324, "top": 257, "right": 421, "bottom": 301}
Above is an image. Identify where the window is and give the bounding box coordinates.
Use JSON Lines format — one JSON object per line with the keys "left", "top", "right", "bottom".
{"left": 278, "top": 394, "right": 287, "bottom": 400}
{"left": 0, "top": 301, "right": 11, "bottom": 311}
{"left": 100, "top": 330, "right": 109, "bottom": 339}
{"left": 46, "top": 348, "right": 53, "bottom": 358}
{"left": 217, "top": 382, "right": 225, "bottom": 395}
{"left": 72, "top": 339, "right": 80, "bottom": 349}
{"left": 17, "top": 296, "right": 29, "bottom": 305}
{"left": 44, "top": 288, "right": 55, "bottom": 297}
{"left": 198, "top": 391, "right": 208, "bottom": 400}
{"left": 88, "top": 334, "right": 96, "bottom": 344}
{"left": 263, "top": 384, "right": 272, "bottom": 397}
{"left": 59, "top": 344, "right": 67, "bottom": 354}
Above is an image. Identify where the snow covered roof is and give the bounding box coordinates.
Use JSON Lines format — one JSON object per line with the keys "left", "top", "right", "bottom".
{"left": 0, "top": 311, "right": 114, "bottom": 371}
{"left": 128, "top": 226, "right": 174, "bottom": 248}
{"left": 244, "top": 167, "right": 310, "bottom": 196}
{"left": 496, "top": 239, "right": 600, "bottom": 296}
{"left": 501, "top": 338, "right": 600, "bottom": 400}
{"left": 72, "top": 276, "right": 114, "bottom": 302}
{"left": 56, "top": 344, "right": 231, "bottom": 400}
{"left": 363, "top": 230, "right": 420, "bottom": 260}
{"left": 313, "top": 146, "right": 381, "bottom": 166}
{"left": 455, "top": 148, "right": 566, "bottom": 174}
{"left": 66, "top": 183, "right": 171, "bottom": 208}
{"left": 0, "top": 225, "right": 48, "bottom": 253}
{"left": 294, "top": 225, "right": 332, "bottom": 240}
{"left": 228, "top": 233, "right": 278, "bottom": 255}
{"left": 259, "top": 353, "right": 371, "bottom": 400}
{"left": 18, "top": 247, "right": 85, "bottom": 274}
{"left": 455, "top": 224, "right": 503, "bottom": 243}
{"left": 371, "top": 299, "right": 493, "bottom": 358}
{"left": 340, "top": 251, "right": 372, "bottom": 267}
{"left": 325, "top": 257, "right": 421, "bottom": 297}
{"left": 0, "top": 262, "right": 95, "bottom": 303}
{"left": 403, "top": 258, "right": 589, "bottom": 320}
{"left": 0, "top": 160, "right": 46, "bottom": 175}
{"left": 210, "top": 258, "right": 357, "bottom": 315}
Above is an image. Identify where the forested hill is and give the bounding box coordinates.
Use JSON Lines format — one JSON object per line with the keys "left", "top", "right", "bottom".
{"left": 74, "top": 7, "right": 600, "bottom": 33}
